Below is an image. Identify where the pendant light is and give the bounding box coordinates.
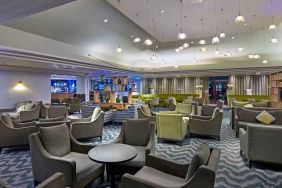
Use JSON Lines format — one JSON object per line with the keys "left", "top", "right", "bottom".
{"left": 133, "top": 14, "right": 142, "bottom": 43}
{"left": 144, "top": 0, "right": 153, "bottom": 46}
{"left": 235, "top": 0, "right": 245, "bottom": 24}
{"left": 248, "top": 26, "right": 260, "bottom": 59}
{"left": 269, "top": 0, "right": 277, "bottom": 30}
{"left": 212, "top": 0, "right": 220, "bottom": 44}
{"left": 182, "top": 16, "right": 190, "bottom": 48}
{"left": 219, "top": 9, "right": 226, "bottom": 38}
{"left": 177, "top": 0, "right": 187, "bottom": 40}
{"left": 116, "top": 0, "right": 123, "bottom": 53}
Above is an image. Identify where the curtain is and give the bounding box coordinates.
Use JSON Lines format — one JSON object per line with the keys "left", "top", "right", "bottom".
{"left": 229, "top": 75, "right": 269, "bottom": 95}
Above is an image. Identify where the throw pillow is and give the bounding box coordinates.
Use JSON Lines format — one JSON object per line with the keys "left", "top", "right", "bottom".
{"left": 243, "top": 104, "right": 253, "bottom": 108}
{"left": 185, "top": 143, "right": 210, "bottom": 181}
{"left": 256, "top": 110, "right": 275, "bottom": 125}
{"left": 91, "top": 107, "right": 101, "bottom": 122}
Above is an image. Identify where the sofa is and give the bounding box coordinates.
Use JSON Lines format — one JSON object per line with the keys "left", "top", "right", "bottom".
{"left": 234, "top": 107, "right": 282, "bottom": 137}
{"left": 122, "top": 143, "right": 221, "bottom": 188}
{"left": 227, "top": 95, "right": 270, "bottom": 107}
{"left": 240, "top": 124, "right": 282, "bottom": 168}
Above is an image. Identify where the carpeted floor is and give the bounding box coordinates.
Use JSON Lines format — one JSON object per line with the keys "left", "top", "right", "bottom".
{"left": 1, "top": 111, "right": 282, "bottom": 188}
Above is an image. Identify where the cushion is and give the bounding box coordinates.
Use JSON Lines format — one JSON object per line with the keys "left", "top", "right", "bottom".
{"left": 238, "top": 108, "right": 261, "bottom": 122}
{"left": 63, "top": 152, "right": 104, "bottom": 184}
{"left": 212, "top": 107, "right": 220, "bottom": 119}
{"left": 256, "top": 111, "right": 275, "bottom": 125}
{"left": 141, "top": 105, "right": 151, "bottom": 116}
{"left": 40, "top": 124, "right": 71, "bottom": 157}
{"left": 135, "top": 166, "right": 185, "bottom": 187}
{"left": 16, "top": 105, "right": 25, "bottom": 113}
{"left": 91, "top": 107, "right": 101, "bottom": 122}
{"left": 1, "top": 114, "right": 14, "bottom": 128}
{"left": 186, "top": 143, "right": 210, "bottom": 180}
{"left": 118, "top": 146, "right": 146, "bottom": 167}
{"left": 244, "top": 104, "right": 253, "bottom": 108}
{"left": 25, "top": 103, "right": 35, "bottom": 111}
{"left": 124, "top": 118, "right": 150, "bottom": 146}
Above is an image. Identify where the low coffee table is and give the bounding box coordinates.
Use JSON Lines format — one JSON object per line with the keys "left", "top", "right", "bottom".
{"left": 88, "top": 143, "right": 137, "bottom": 188}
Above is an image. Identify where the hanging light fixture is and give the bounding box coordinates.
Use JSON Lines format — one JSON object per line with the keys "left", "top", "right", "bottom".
{"left": 150, "top": 53, "right": 157, "bottom": 61}
{"left": 133, "top": 37, "right": 141, "bottom": 43}
{"left": 219, "top": 9, "right": 226, "bottom": 38}
{"left": 212, "top": 36, "right": 220, "bottom": 44}
{"left": 200, "top": 47, "right": 208, "bottom": 52}
{"left": 174, "top": 64, "right": 179, "bottom": 68}
{"left": 235, "top": 0, "right": 245, "bottom": 24}
{"left": 215, "top": 48, "right": 221, "bottom": 55}
{"left": 116, "top": 46, "right": 123, "bottom": 53}
{"left": 220, "top": 32, "right": 226, "bottom": 38}
{"left": 177, "top": 0, "right": 187, "bottom": 40}
{"left": 198, "top": 40, "right": 207, "bottom": 45}
{"left": 160, "top": 59, "right": 166, "bottom": 64}
{"left": 269, "top": 0, "right": 277, "bottom": 30}
{"left": 237, "top": 47, "right": 244, "bottom": 52}
{"left": 262, "top": 60, "right": 268, "bottom": 64}
{"left": 183, "top": 42, "right": 189, "bottom": 48}
{"left": 144, "top": 0, "right": 153, "bottom": 46}
{"left": 270, "top": 37, "right": 278, "bottom": 43}
{"left": 212, "top": 0, "right": 220, "bottom": 44}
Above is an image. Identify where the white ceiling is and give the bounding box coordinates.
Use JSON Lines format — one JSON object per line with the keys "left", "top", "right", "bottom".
{"left": 1, "top": 0, "right": 282, "bottom": 74}
{"left": 107, "top": 0, "right": 282, "bottom": 42}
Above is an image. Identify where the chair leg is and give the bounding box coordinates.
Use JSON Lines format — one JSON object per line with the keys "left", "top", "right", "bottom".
{"left": 0, "top": 148, "right": 2, "bottom": 154}
{"left": 240, "top": 150, "right": 242, "bottom": 155}
{"left": 100, "top": 173, "right": 104, "bottom": 183}
{"left": 248, "top": 160, "right": 252, "bottom": 168}
{"left": 100, "top": 136, "right": 103, "bottom": 142}
{"left": 34, "top": 180, "right": 39, "bottom": 186}
{"left": 217, "top": 136, "right": 220, "bottom": 141}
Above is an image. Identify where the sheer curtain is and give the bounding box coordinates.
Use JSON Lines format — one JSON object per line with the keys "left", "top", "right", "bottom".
{"left": 229, "top": 75, "right": 269, "bottom": 95}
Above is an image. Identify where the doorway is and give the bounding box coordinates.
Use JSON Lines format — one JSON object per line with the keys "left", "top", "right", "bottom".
{"left": 208, "top": 76, "right": 228, "bottom": 104}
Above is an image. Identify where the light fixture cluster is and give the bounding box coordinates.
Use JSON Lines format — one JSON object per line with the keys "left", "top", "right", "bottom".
{"left": 175, "top": 42, "right": 189, "bottom": 53}
{"left": 248, "top": 54, "right": 261, "bottom": 59}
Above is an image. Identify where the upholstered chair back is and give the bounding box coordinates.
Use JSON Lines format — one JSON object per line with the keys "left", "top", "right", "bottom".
{"left": 124, "top": 118, "right": 150, "bottom": 146}
{"left": 39, "top": 124, "right": 71, "bottom": 157}
{"left": 216, "top": 100, "right": 224, "bottom": 109}
{"left": 48, "top": 106, "right": 67, "bottom": 118}
{"left": 91, "top": 107, "right": 102, "bottom": 122}
{"left": 176, "top": 103, "right": 192, "bottom": 115}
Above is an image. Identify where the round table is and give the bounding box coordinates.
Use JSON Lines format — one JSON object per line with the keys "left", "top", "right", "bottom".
{"left": 88, "top": 143, "right": 137, "bottom": 188}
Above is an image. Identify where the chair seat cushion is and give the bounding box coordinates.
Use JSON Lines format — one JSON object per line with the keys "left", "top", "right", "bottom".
{"left": 119, "top": 146, "right": 146, "bottom": 168}
{"left": 7, "top": 112, "right": 19, "bottom": 119}
{"left": 63, "top": 152, "right": 104, "bottom": 185}
{"left": 135, "top": 166, "right": 185, "bottom": 187}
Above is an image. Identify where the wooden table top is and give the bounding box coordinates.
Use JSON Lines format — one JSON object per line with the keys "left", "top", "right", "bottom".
{"left": 88, "top": 143, "right": 137, "bottom": 164}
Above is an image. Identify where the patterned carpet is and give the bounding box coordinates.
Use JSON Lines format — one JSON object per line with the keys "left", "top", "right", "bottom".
{"left": 1, "top": 111, "right": 282, "bottom": 188}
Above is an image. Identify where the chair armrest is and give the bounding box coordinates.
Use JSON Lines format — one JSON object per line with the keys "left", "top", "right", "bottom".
{"left": 122, "top": 173, "right": 161, "bottom": 188}
{"left": 146, "top": 154, "right": 189, "bottom": 178}
{"left": 70, "top": 134, "right": 96, "bottom": 154}
{"left": 145, "top": 123, "right": 156, "bottom": 155}
{"left": 35, "top": 172, "right": 65, "bottom": 188}
{"left": 151, "top": 111, "right": 156, "bottom": 116}
{"left": 70, "top": 117, "right": 91, "bottom": 123}
{"left": 234, "top": 115, "right": 239, "bottom": 135}
{"left": 13, "top": 121, "right": 36, "bottom": 128}
{"left": 186, "top": 166, "right": 215, "bottom": 188}
{"left": 239, "top": 128, "right": 248, "bottom": 156}
{"left": 190, "top": 115, "right": 211, "bottom": 120}
{"left": 111, "top": 122, "right": 125, "bottom": 144}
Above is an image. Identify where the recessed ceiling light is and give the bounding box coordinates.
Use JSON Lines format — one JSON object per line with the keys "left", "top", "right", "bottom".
{"left": 262, "top": 60, "right": 268, "bottom": 64}
{"left": 155, "top": 45, "right": 159, "bottom": 48}
{"left": 200, "top": 47, "right": 207, "bottom": 52}
{"left": 270, "top": 37, "right": 278, "bottom": 43}
{"left": 116, "top": 47, "right": 123, "bottom": 53}
{"left": 191, "top": 41, "right": 194, "bottom": 44}
{"left": 104, "top": 19, "right": 108, "bottom": 23}
{"left": 198, "top": 40, "right": 207, "bottom": 45}
{"left": 160, "top": 10, "right": 165, "bottom": 13}
{"left": 144, "top": 38, "right": 153, "bottom": 46}
{"left": 174, "top": 64, "right": 179, "bottom": 68}
{"left": 231, "top": 36, "right": 235, "bottom": 40}
{"left": 178, "top": 32, "right": 187, "bottom": 40}
{"left": 133, "top": 37, "right": 141, "bottom": 43}
{"left": 237, "top": 47, "right": 244, "bottom": 52}
{"left": 248, "top": 54, "right": 260, "bottom": 59}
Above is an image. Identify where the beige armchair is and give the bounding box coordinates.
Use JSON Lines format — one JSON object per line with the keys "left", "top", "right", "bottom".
{"left": 112, "top": 118, "right": 155, "bottom": 175}
{"left": 36, "top": 172, "right": 65, "bottom": 188}
{"left": 188, "top": 108, "right": 223, "bottom": 141}
{"left": 29, "top": 124, "right": 104, "bottom": 188}
{"left": 0, "top": 114, "right": 36, "bottom": 153}
{"left": 70, "top": 108, "right": 105, "bottom": 140}
{"left": 137, "top": 105, "right": 156, "bottom": 122}
{"left": 122, "top": 143, "right": 221, "bottom": 188}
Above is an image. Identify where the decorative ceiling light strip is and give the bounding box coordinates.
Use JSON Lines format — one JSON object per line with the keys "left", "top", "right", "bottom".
{"left": 235, "top": 0, "right": 245, "bottom": 24}
{"left": 177, "top": 0, "right": 187, "bottom": 40}
{"left": 144, "top": 0, "right": 153, "bottom": 46}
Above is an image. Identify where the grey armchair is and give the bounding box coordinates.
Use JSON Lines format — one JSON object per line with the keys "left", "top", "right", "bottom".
{"left": 168, "top": 97, "right": 177, "bottom": 111}
{"left": 122, "top": 143, "right": 220, "bottom": 188}
{"left": 48, "top": 106, "right": 68, "bottom": 118}
{"left": 113, "top": 118, "right": 155, "bottom": 175}
{"left": 70, "top": 108, "right": 105, "bottom": 140}
{"left": 29, "top": 124, "right": 104, "bottom": 188}
{"left": 69, "top": 97, "right": 81, "bottom": 114}
{"left": 0, "top": 114, "right": 36, "bottom": 153}
{"left": 18, "top": 103, "right": 40, "bottom": 122}
{"left": 36, "top": 172, "right": 65, "bottom": 188}
{"left": 188, "top": 108, "right": 223, "bottom": 141}
{"left": 137, "top": 105, "right": 156, "bottom": 123}
{"left": 240, "top": 125, "right": 282, "bottom": 168}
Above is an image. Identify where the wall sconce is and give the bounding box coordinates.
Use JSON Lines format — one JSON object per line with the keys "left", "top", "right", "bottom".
{"left": 14, "top": 81, "right": 26, "bottom": 91}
